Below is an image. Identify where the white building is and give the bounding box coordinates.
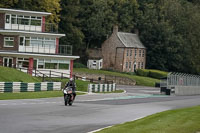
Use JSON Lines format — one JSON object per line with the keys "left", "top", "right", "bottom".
{"left": 0, "top": 8, "right": 79, "bottom": 77}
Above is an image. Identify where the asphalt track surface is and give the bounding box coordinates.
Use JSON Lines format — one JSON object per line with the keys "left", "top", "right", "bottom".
{"left": 0, "top": 85, "right": 200, "bottom": 133}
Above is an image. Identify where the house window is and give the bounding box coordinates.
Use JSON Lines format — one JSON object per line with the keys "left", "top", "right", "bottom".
{"left": 93, "top": 60, "right": 97, "bottom": 66}
{"left": 127, "top": 49, "right": 129, "bottom": 56}
{"left": 129, "top": 62, "right": 131, "bottom": 69}
{"left": 141, "top": 62, "right": 144, "bottom": 69}
{"left": 5, "top": 15, "right": 10, "bottom": 23}
{"left": 59, "top": 63, "right": 69, "bottom": 70}
{"left": 142, "top": 50, "right": 145, "bottom": 57}
{"left": 126, "top": 62, "right": 128, "bottom": 69}
{"left": 139, "top": 50, "right": 141, "bottom": 57}
{"left": 11, "top": 15, "right": 17, "bottom": 24}
{"left": 135, "top": 49, "right": 137, "bottom": 57}
{"left": 130, "top": 50, "right": 132, "bottom": 56}
{"left": 4, "top": 37, "right": 14, "bottom": 47}
{"left": 138, "top": 62, "right": 141, "bottom": 69}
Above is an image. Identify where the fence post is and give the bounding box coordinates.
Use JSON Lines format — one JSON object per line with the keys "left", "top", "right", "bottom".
{"left": 61, "top": 73, "right": 63, "bottom": 79}
{"left": 42, "top": 74, "right": 45, "bottom": 82}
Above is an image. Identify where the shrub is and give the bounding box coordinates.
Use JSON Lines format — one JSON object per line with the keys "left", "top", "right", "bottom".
{"left": 136, "top": 69, "right": 168, "bottom": 79}
{"left": 73, "top": 63, "right": 87, "bottom": 68}
{"left": 136, "top": 69, "right": 150, "bottom": 77}
{"left": 149, "top": 70, "right": 168, "bottom": 79}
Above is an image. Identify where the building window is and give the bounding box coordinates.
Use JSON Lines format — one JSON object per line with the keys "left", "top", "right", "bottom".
{"left": 130, "top": 50, "right": 132, "bottom": 56}
{"left": 127, "top": 49, "right": 129, "bottom": 56}
{"left": 129, "top": 62, "right": 131, "bottom": 69}
{"left": 139, "top": 50, "right": 141, "bottom": 57}
{"left": 4, "top": 37, "right": 14, "bottom": 47}
{"left": 138, "top": 62, "right": 141, "bottom": 69}
{"left": 5, "top": 15, "right": 10, "bottom": 23}
{"left": 135, "top": 49, "right": 137, "bottom": 57}
{"left": 141, "top": 62, "right": 144, "bottom": 69}
{"left": 142, "top": 50, "right": 145, "bottom": 57}
{"left": 126, "top": 62, "right": 128, "bottom": 69}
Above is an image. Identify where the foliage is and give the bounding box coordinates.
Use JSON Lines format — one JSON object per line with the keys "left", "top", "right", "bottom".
{"left": 0, "top": 66, "right": 41, "bottom": 82}
{"left": 97, "top": 105, "right": 200, "bottom": 133}
{"left": 73, "top": 62, "right": 87, "bottom": 68}
{"left": 1, "top": 0, "right": 200, "bottom": 74}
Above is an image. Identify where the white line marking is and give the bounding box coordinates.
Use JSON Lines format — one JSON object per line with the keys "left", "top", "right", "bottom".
{"left": 88, "top": 117, "right": 145, "bottom": 133}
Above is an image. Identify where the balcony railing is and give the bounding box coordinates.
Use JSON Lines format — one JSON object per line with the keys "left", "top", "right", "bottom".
{"left": 19, "top": 44, "right": 72, "bottom": 55}
{"left": 4, "top": 22, "right": 58, "bottom": 33}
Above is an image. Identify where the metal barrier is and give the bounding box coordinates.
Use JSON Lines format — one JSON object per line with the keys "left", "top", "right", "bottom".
{"left": 167, "top": 72, "right": 200, "bottom": 88}
{"left": 160, "top": 72, "right": 200, "bottom": 95}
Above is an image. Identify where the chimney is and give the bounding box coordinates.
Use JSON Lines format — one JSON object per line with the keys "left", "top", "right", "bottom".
{"left": 113, "top": 25, "right": 118, "bottom": 33}
{"left": 134, "top": 28, "right": 139, "bottom": 35}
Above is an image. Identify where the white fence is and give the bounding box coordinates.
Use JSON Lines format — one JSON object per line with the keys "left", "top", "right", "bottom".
{"left": 88, "top": 83, "right": 116, "bottom": 93}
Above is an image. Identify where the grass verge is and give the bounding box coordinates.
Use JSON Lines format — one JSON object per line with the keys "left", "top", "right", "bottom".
{"left": 44, "top": 78, "right": 90, "bottom": 92}
{"left": 74, "top": 68, "right": 159, "bottom": 87}
{"left": 0, "top": 66, "right": 41, "bottom": 82}
{"left": 0, "top": 91, "right": 85, "bottom": 100}
{"left": 94, "top": 90, "right": 124, "bottom": 94}
{"left": 96, "top": 105, "right": 200, "bottom": 133}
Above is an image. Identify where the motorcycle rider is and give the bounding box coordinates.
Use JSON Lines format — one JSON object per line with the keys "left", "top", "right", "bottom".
{"left": 64, "top": 77, "right": 76, "bottom": 100}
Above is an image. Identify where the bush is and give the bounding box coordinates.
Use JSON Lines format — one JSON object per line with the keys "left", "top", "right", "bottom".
{"left": 73, "top": 63, "right": 87, "bottom": 68}
{"left": 149, "top": 70, "right": 168, "bottom": 79}
{"left": 136, "top": 69, "right": 150, "bottom": 77}
{"left": 136, "top": 69, "right": 168, "bottom": 79}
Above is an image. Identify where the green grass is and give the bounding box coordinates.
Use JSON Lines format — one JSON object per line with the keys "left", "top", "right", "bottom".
{"left": 0, "top": 66, "right": 41, "bottom": 82}
{"left": 74, "top": 68, "right": 159, "bottom": 87}
{"left": 97, "top": 105, "right": 200, "bottom": 133}
{"left": 44, "top": 78, "right": 90, "bottom": 92}
{"left": 0, "top": 91, "right": 85, "bottom": 100}
{"left": 95, "top": 90, "right": 124, "bottom": 94}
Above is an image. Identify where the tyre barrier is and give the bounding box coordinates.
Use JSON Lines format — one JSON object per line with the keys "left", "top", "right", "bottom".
{"left": 0, "top": 82, "right": 61, "bottom": 93}
{"left": 88, "top": 83, "right": 116, "bottom": 93}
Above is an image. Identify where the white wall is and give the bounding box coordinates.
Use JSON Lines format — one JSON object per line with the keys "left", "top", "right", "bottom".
{"left": 87, "top": 59, "right": 103, "bottom": 70}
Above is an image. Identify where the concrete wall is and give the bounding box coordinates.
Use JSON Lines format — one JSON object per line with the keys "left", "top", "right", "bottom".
{"left": 74, "top": 72, "right": 136, "bottom": 85}
{"left": 175, "top": 86, "right": 200, "bottom": 95}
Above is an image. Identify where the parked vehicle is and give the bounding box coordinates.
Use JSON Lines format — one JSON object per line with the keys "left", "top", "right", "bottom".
{"left": 63, "top": 87, "right": 75, "bottom": 106}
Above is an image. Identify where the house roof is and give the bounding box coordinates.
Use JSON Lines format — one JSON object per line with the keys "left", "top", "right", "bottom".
{"left": 117, "top": 32, "right": 145, "bottom": 48}
{"left": 0, "top": 8, "right": 51, "bottom": 16}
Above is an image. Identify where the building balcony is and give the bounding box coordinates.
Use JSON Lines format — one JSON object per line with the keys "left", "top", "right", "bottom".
{"left": 18, "top": 44, "right": 72, "bottom": 55}
{"left": 3, "top": 22, "right": 58, "bottom": 33}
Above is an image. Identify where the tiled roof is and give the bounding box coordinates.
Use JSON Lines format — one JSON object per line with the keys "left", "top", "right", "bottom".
{"left": 117, "top": 32, "right": 145, "bottom": 48}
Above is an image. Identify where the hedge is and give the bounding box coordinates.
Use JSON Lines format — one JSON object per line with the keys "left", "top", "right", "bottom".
{"left": 136, "top": 69, "right": 168, "bottom": 79}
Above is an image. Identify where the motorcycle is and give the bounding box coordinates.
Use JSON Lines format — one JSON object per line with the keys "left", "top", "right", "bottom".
{"left": 63, "top": 87, "right": 74, "bottom": 106}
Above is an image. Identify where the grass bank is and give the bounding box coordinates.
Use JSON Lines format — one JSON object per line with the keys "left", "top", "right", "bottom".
{"left": 0, "top": 91, "right": 85, "bottom": 100}
{"left": 0, "top": 66, "right": 41, "bottom": 82}
{"left": 74, "top": 68, "right": 159, "bottom": 87}
{"left": 97, "top": 105, "right": 200, "bottom": 133}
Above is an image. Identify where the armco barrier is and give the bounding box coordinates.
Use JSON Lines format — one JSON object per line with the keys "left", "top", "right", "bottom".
{"left": 0, "top": 82, "right": 61, "bottom": 93}
{"left": 88, "top": 83, "right": 116, "bottom": 93}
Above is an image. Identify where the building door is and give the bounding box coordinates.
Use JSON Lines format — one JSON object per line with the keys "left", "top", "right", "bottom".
{"left": 5, "top": 14, "right": 11, "bottom": 29}
{"left": 19, "top": 36, "right": 25, "bottom": 52}
{"left": 3, "top": 57, "right": 13, "bottom": 67}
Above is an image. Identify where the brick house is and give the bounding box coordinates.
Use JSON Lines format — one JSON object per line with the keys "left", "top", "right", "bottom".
{"left": 102, "top": 26, "right": 146, "bottom": 72}
{"left": 0, "top": 8, "right": 79, "bottom": 77}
